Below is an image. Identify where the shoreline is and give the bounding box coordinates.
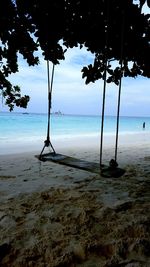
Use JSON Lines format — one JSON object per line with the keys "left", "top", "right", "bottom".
{"left": 1, "top": 130, "right": 150, "bottom": 156}
{"left": 1, "top": 134, "right": 150, "bottom": 196}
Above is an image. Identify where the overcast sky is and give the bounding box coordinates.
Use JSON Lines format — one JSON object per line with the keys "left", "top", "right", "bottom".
{"left": 1, "top": 3, "right": 150, "bottom": 117}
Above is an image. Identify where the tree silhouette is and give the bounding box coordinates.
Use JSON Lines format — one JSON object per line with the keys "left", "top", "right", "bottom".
{"left": 0, "top": 0, "right": 149, "bottom": 110}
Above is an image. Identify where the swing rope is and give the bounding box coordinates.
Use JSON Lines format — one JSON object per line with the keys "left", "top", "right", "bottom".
{"left": 100, "top": 59, "right": 107, "bottom": 167}
{"left": 114, "top": 8, "right": 125, "bottom": 162}
{"left": 100, "top": 0, "right": 109, "bottom": 167}
{"left": 114, "top": 61, "right": 123, "bottom": 162}
{"left": 0, "top": 62, "right": 4, "bottom": 105}
{"left": 100, "top": 0, "right": 126, "bottom": 174}
{"left": 46, "top": 61, "right": 55, "bottom": 147}
{"left": 39, "top": 61, "right": 56, "bottom": 158}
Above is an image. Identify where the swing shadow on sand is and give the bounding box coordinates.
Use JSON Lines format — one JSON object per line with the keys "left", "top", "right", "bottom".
{"left": 35, "top": 152, "right": 125, "bottom": 178}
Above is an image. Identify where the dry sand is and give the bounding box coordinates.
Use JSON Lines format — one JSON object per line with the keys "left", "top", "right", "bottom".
{"left": 0, "top": 134, "right": 150, "bottom": 266}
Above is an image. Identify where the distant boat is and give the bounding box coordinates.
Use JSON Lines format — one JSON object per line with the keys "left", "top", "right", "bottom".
{"left": 51, "top": 111, "right": 64, "bottom": 115}
{"left": 22, "top": 112, "right": 29, "bottom": 115}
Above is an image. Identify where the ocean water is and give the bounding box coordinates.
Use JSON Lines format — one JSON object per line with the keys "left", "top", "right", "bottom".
{"left": 1, "top": 112, "right": 150, "bottom": 143}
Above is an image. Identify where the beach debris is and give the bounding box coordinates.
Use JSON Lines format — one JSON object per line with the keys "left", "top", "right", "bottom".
{"left": 0, "top": 176, "right": 16, "bottom": 179}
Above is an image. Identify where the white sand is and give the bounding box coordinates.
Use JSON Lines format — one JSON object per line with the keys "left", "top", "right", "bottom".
{"left": 0, "top": 133, "right": 150, "bottom": 266}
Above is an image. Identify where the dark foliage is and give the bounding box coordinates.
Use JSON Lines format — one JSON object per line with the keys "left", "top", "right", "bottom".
{"left": 0, "top": 0, "right": 149, "bottom": 110}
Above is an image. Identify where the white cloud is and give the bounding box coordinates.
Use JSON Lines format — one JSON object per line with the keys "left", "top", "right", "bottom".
{"left": 2, "top": 46, "right": 150, "bottom": 117}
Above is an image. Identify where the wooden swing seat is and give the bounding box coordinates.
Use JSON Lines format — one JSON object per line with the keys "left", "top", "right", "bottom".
{"left": 35, "top": 152, "right": 125, "bottom": 178}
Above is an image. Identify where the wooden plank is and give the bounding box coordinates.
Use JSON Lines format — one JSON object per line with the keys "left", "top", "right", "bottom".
{"left": 35, "top": 153, "right": 100, "bottom": 173}
{"left": 35, "top": 153, "right": 125, "bottom": 178}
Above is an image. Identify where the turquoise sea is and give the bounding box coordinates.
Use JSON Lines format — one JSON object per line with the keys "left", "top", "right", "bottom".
{"left": 0, "top": 112, "right": 150, "bottom": 143}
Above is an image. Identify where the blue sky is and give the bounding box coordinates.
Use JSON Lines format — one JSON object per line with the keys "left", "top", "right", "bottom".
{"left": 1, "top": 3, "right": 149, "bottom": 117}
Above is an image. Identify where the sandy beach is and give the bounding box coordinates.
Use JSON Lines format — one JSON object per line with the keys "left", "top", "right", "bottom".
{"left": 0, "top": 133, "right": 150, "bottom": 266}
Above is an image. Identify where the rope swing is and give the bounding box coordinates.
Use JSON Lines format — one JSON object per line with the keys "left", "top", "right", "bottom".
{"left": 39, "top": 61, "right": 56, "bottom": 159}
{"left": 36, "top": 1, "right": 125, "bottom": 178}
{"left": 99, "top": 0, "right": 125, "bottom": 177}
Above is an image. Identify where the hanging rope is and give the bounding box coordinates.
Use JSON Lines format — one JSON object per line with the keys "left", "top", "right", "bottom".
{"left": 114, "top": 8, "right": 125, "bottom": 163}
{"left": 99, "top": 1, "right": 126, "bottom": 178}
{"left": 99, "top": 0, "right": 109, "bottom": 167}
{"left": 100, "top": 59, "right": 107, "bottom": 167}
{"left": 46, "top": 61, "right": 55, "bottom": 147}
{"left": 0, "top": 62, "right": 4, "bottom": 105}
{"left": 39, "top": 61, "right": 56, "bottom": 158}
{"left": 114, "top": 62, "right": 123, "bottom": 162}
